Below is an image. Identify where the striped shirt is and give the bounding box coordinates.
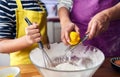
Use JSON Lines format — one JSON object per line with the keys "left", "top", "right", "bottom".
{"left": 0, "top": 0, "right": 46, "bottom": 39}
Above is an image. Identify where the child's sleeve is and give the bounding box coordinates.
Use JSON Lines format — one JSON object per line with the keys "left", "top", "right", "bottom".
{"left": 0, "top": 0, "right": 15, "bottom": 39}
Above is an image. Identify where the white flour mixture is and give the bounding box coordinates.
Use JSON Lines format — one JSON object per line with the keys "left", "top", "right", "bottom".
{"left": 30, "top": 43, "right": 105, "bottom": 77}
{"left": 54, "top": 54, "right": 94, "bottom": 71}
{"left": 55, "top": 62, "right": 86, "bottom": 70}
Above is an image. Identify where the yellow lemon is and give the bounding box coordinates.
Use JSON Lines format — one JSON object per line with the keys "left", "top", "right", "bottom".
{"left": 69, "top": 31, "right": 80, "bottom": 45}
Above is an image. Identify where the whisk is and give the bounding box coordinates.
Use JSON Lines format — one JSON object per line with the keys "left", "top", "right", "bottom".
{"left": 25, "top": 17, "right": 53, "bottom": 67}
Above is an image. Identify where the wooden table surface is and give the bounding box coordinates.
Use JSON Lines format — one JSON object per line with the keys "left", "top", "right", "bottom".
{"left": 93, "top": 58, "right": 120, "bottom": 77}
{"left": 0, "top": 58, "right": 120, "bottom": 77}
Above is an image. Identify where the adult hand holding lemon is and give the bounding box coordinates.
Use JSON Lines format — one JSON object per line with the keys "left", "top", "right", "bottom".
{"left": 69, "top": 31, "right": 81, "bottom": 45}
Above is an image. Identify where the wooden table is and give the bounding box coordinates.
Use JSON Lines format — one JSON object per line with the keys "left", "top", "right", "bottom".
{"left": 93, "top": 58, "right": 120, "bottom": 77}
{"left": 0, "top": 58, "right": 120, "bottom": 77}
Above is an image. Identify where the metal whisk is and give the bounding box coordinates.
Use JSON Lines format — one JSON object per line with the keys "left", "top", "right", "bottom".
{"left": 38, "top": 41, "right": 53, "bottom": 67}
{"left": 25, "top": 17, "right": 53, "bottom": 67}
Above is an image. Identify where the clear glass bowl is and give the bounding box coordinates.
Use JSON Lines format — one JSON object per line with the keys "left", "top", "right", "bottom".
{"left": 30, "top": 43, "right": 105, "bottom": 77}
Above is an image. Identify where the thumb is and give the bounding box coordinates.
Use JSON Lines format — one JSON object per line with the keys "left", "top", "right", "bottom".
{"left": 75, "top": 25, "right": 80, "bottom": 34}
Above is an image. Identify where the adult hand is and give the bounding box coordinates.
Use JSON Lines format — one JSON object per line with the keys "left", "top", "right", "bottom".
{"left": 86, "top": 11, "right": 110, "bottom": 39}
{"left": 61, "top": 21, "right": 80, "bottom": 45}
{"left": 25, "top": 23, "right": 41, "bottom": 45}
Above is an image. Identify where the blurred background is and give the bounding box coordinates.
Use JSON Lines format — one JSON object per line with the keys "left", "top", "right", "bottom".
{"left": 41, "top": 0, "right": 58, "bottom": 18}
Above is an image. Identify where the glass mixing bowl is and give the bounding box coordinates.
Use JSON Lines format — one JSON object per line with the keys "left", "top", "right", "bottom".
{"left": 30, "top": 43, "right": 105, "bottom": 77}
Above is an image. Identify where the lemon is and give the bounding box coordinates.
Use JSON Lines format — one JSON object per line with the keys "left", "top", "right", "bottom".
{"left": 69, "top": 31, "right": 80, "bottom": 45}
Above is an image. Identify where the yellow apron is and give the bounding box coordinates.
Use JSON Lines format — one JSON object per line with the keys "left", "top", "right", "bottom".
{"left": 10, "top": 0, "right": 48, "bottom": 65}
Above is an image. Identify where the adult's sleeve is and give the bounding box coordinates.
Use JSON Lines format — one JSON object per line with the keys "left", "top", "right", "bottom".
{"left": 57, "top": 0, "right": 73, "bottom": 11}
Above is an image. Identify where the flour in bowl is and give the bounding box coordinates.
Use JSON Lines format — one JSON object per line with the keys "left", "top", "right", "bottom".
{"left": 54, "top": 56, "right": 93, "bottom": 71}
{"left": 55, "top": 62, "right": 86, "bottom": 70}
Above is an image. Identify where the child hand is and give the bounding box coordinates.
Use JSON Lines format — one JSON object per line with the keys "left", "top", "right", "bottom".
{"left": 25, "top": 23, "right": 41, "bottom": 45}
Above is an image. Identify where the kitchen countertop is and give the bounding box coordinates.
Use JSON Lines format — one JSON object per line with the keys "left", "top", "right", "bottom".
{"left": 0, "top": 58, "right": 120, "bottom": 77}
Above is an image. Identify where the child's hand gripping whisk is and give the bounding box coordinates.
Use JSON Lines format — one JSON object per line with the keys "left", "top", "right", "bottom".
{"left": 24, "top": 17, "right": 53, "bottom": 67}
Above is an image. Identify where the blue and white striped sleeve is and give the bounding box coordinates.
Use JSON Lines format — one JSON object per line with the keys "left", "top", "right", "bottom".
{"left": 57, "top": 0, "right": 73, "bottom": 11}
{"left": 0, "top": 0, "right": 15, "bottom": 39}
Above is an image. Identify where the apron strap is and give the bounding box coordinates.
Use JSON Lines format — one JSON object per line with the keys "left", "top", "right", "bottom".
{"left": 16, "top": 0, "right": 23, "bottom": 10}
{"left": 35, "top": 0, "right": 45, "bottom": 11}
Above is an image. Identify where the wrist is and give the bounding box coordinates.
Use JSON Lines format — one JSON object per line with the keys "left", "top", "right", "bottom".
{"left": 23, "top": 36, "right": 33, "bottom": 46}
{"left": 100, "top": 10, "right": 112, "bottom": 22}
{"left": 59, "top": 7, "right": 72, "bottom": 27}
{"left": 60, "top": 19, "right": 72, "bottom": 27}
{"left": 102, "top": 3, "right": 120, "bottom": 21}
